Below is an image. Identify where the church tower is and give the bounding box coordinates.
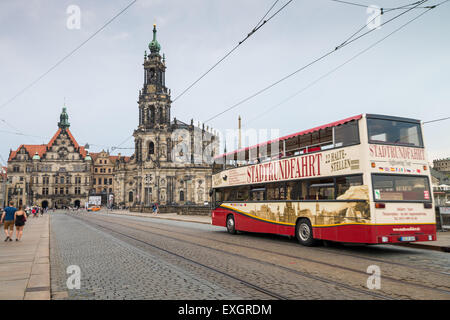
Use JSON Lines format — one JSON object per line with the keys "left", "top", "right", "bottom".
{"left": 138, "top": 24, "right": 171, "bottom": 130}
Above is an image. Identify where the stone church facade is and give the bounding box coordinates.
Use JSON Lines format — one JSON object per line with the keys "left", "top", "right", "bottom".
{"left": 113, "top": 25, "right": 219, "bottom": 212}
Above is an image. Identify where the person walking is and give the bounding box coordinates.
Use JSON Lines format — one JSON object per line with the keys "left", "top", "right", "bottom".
{"left": 14, "top": 206, "right": 27, "bottom": 241}
{"left": 1, "top": 202, "right": 17, "bottom": 242}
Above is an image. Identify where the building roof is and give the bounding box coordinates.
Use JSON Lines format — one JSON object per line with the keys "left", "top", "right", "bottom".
{"left": 89, "top": 152, "right": 131, "bottom": 164}
{"left": 8, "top": 127, "right": 87, "bottom": 161}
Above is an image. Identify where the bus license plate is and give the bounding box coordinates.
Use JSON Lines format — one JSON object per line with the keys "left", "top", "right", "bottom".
{"left": 400, "top": 236, "right": 416, "bottom": 242}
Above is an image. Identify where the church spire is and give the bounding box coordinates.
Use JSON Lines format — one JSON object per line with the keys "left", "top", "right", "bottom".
{"left": 149, "top": 24, "right": 161, "bottom": 54}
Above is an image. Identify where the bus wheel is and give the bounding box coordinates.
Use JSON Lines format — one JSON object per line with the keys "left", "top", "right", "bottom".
{"left": 226, "top": 215, "right": 237, "bottom": 234}
{"left": 296, "top": 219, "right": 316, "bottom": 247}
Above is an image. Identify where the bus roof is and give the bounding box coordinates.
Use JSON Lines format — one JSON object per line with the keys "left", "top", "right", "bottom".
{"left": 215, "top": 114, "right": 363, "bottom": 161}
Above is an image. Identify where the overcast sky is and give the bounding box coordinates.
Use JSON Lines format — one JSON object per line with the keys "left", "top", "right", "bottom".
{"left": 0, "top": 0, "right": 449, "bottom": 165}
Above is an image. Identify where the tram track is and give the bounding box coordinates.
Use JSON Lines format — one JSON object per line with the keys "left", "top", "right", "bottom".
{"left": 71, "top": 212, "right": 397, "bottom": 300}
{"left": 100, "top": 211, "right": 450, "bottom": 276}
{"left": 83, "top": 212, "right": 450, "bottom": 297}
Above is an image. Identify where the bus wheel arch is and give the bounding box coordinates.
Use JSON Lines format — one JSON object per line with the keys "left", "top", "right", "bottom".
{"left": 226, "top": 214, "right": 237, "bottom": 234}
{"left": 295, "top": 217, "right": 318, "bottom": 247}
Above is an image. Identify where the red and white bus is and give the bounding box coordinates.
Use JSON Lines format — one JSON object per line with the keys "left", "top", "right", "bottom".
{"left": 211, "top": 114, "right": 436, "bottom": 246}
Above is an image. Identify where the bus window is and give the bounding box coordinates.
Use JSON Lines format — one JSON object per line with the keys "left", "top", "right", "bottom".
{"left": 308, "top": 179, "right": 335, "bottom": 200}
{"left": 214, "top": 189, "right": 223, "bottom": 208}
{"left": 223, "top": 188, "right": 234, "bottom": 201}
{"left": 367, "top": 118, "right": 423, "bottom": 147}
{"left": 286, "top": 181, "right": 301, "bottom": 200}
{"left": 250, "top": 188, "right": 266, "bottom": 201}
{"left": 236, "top": 186, "right": 249, "bottom": 201}
{"left": 267, "top": 183, "right": 286, "bottom": 200}
{"left": 372, "top": 174, "right": 431, "bottom": 201}
{"left": 334, "top": 121, "right": 359, "bottom": 147}
{"left": 336, "top": 175, "right": 363, "bottom": 198}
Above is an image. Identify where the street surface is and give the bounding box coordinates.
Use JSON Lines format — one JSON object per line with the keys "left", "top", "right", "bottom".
{"left": 50, "top": 211, "right": 450, "bottom": 300}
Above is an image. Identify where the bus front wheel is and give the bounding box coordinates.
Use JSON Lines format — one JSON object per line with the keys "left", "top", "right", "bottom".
{"left": 226, "top": 215, "right": 237, "bottom": 234}
{"left": 296, "top": 219, "right": 317, "bottom": 247}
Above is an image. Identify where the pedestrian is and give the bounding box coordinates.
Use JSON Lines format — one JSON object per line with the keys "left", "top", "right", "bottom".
{"left": 1, "top": 202, "right": 17, "bottom": 242}
{"left": 40, "top": 207, "right": 43, "bottom": 216}
{"left": 32, "top": 207, "right": 37, "bottom": 218}
{"left": 14, "top": 206, "right": 27, "bottom": 241}
{"left": 155, "top": 203, "right": 159, "bottom": 215}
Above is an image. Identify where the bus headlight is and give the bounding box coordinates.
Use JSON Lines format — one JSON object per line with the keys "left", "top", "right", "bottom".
{"left": 381, "top": 236, "right": 389, "bottom": 243}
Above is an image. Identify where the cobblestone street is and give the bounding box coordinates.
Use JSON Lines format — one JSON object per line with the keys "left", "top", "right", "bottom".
{"left": 49, "top": 211, "right": 450, "bottom": 300}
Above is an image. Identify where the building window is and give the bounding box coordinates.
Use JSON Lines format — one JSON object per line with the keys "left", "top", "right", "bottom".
{"left": 95, "top": 168, "right": 98, "bottom": 173}
{"left": 129, "top": 191, "right": 133, "bottom": 202}
{"left": 180, "top": 190, "right": 184, "bottom": 202}
{"left": 104, "top": 178, "right": 108, "bottom": 185}
{"left": 93, "top": 178, "right": 96, "bottom": 185}
{"left": 149, "top": 141, "right": 155, "bottom": 155}
{"left": 109, "top": 178, "right": 112, "bottom": 185}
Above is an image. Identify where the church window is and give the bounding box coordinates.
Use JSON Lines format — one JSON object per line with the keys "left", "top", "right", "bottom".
{"left": 180, "top": 190, "right": 184, "bottom": 202}
{"left": 149, "top": 142, "right": 155, "bottom": 155}
{"left": 129, "top": 191, "right": 134, "bottom": 202}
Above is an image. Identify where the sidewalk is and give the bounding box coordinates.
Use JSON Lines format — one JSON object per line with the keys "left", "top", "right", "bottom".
{"left": 0, "top": 214, "right": 50, "bottom": 300}
{"left": 106, "top": 209, "right": 211, "bottom": 224}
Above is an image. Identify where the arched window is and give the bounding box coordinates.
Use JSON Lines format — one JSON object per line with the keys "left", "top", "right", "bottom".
{"left": 129, "top": 191, "right": 134, "bottom": 203}
{"left": 180, "top": 190, "right": 184, "bottom": 202}
{"left": 149, "top": 142, "right": 154, "bottom": 155}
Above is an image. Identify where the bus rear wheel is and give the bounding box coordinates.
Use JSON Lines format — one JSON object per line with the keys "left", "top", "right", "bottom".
{"left": 226, "top": 214, "right": 237, "bottom": 234}
{"left": 296, "top": 219, "right": 317, "bottom": 246}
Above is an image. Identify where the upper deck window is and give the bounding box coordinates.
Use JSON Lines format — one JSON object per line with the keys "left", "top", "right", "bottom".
{"left": 334, "top": 121, "right": 359, "bottom": 147}
{"left": 367, "top": 118, "right": 423, "bottom": 147}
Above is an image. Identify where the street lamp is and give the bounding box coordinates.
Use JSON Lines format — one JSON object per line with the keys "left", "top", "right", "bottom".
{"left": 2, "top": 176, "right": 11, "bottom": 208}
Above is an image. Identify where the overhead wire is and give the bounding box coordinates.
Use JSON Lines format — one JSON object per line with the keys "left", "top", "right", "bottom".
{"left": 171, "top": 0, "right": 294, "bottom": 103}
{"left": 0, "top": 0, "right": 138, "bottom": 112}
{"left": 202, "top": 0, "right": 430, "bottom": 124}
{"left": 244, "top": 1, "right": 442, "bottom": 128}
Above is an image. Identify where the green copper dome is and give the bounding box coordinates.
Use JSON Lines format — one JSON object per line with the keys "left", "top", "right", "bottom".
{"left": 84, "top": 152, "right": 92, "bottom": 161}
{"left": 32, "top": 152, "right": 40, "bottom": 160}
{"left": 148, "top": 24, "right": 161, "bottom": 54}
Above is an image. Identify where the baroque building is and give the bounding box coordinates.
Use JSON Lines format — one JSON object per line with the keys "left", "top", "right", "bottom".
{"left": 6, "top": 108, "right": 92, "bottom": 209}
{"left": 113, "top": 25, "right": 219, "bottom": 212}
{"left": 5, "top": 25, "right": 218, "bottom": 212}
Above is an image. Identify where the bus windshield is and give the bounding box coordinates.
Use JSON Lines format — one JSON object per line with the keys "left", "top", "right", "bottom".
{"left": 367, "top": 118, "right": 423, "bottom": 147}
{"left": 372, "top": 174, "right": 431, "bottom": 202}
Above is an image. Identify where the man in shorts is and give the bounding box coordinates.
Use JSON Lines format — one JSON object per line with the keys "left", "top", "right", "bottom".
{"left": 1, "top": 202, "right": 17, "bottom": 242}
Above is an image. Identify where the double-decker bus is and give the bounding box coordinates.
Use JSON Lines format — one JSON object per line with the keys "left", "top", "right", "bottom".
{"left": 211, "top": 114, "right": 436, "bottom": 246}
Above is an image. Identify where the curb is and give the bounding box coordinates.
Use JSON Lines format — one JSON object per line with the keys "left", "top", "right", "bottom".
{"left": 24, "top": 215, "right": 51, "bottom": 300}
{"left": 104, "top": 211, "right": 212, "bottom": 225}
